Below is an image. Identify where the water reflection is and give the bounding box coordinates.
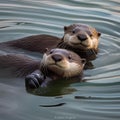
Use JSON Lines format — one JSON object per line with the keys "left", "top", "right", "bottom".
{"left": 0, "top": 0, "right": 120, "bottom": 120}
{"left": 26, "top": 78, "right": 79, "bottom": 96}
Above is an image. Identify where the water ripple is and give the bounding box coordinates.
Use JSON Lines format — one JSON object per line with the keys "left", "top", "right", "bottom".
{"left": 0, "top": 0, "right": 120, "bottom": 120}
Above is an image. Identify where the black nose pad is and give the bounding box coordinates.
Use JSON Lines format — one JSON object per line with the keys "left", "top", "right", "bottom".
{"left": 77, "top": 34, "right": 87, "bottom": 41}
{"left": 52, "top": 54, "right": 63, "bottom": 62}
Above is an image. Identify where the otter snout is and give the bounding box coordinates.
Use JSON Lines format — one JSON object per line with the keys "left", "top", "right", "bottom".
{"left": 77, "top": 34, "right": 87, "bottom": 41}
{"left": 51, "top": 54, "right": 63, "bottom": 62}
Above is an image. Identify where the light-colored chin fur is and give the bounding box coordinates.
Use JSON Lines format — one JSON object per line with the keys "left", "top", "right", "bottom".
{"left": 41, "top": 53, "right": 83, "bottom": 78}
{"left": 64, "top": 33, "right": 98, "bottom": 50}
{"left": 64, "top": 34, "right": 80, "bottom": 45}
{"left": 63, "top": 62, "right": 83, "bottom": 78}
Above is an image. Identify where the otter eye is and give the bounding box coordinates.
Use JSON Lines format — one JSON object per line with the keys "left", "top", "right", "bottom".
{"left": 72, "top": 29, "right": 76, "bottom": 34}
{"left": 88, "top": 32, "right": 92, "bottom": 37}
{"left": 90, "top": 34, "right": 92, "bottom": 37}
{"left": 86, "top": 31, "right": 92, "bottom": 37}
{"left": 49, "top": 50, "right": 53, "bottom": 54}
{"left": 68, "top": 55, "right": 72, "bottom": 60}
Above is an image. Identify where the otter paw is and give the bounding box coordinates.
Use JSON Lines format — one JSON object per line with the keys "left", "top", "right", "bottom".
{"left": 25, "top": 74, "right": 41, "bottom": 89}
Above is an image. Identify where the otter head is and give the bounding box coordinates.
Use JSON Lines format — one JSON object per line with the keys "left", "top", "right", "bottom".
{"left": 40, "top": 48, "right": 86, "bottom": 79}
{"left": 62, "top": 24, "right": 101, "bottom": 51}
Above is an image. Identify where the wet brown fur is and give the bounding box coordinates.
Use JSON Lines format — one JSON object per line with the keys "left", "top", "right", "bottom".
{"left": 57, "top": 24, "right": 101, "bottom": 60}
{"left": 0, "top": 49, "right": 85, "bottom": 79}
{"left": 0, "top": 24, "right": 101, "bottom": 60}
{"left": 0, "top": 35, "right": 61, "bottom": 53}
{"left": 0, "top": 24, "right": 101, "bottom": 78}
{"left": 0, "top": 54, "right": 40, "bottom": 77}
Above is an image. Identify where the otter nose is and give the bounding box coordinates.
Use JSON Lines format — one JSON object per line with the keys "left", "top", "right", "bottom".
{"left": 77, "top": 34, "right": 87, "bottom": 41}
{"left": 52, "top": 54, "right": 63, "bottom": 62}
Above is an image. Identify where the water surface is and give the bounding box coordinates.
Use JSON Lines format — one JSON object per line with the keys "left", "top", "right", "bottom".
{"left": 0, "top": 0, "right": 120, "bottom": 120}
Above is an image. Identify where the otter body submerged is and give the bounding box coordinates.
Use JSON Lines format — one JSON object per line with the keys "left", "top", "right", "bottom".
{"left": 0, "top": 48, "right": 86, "bottom": 88}
{"left": 0, "top": 23, "right": 101, "bottom": 88}
{"left": 0, "top": 23, "right": 101, "bottom": 60}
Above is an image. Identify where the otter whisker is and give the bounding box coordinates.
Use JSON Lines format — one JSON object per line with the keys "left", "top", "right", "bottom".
{"left": 65, "top": 71, "right": 71, "bottom": 80}
{"left": 60, "top": 42, "right": 65, "bottom": 49}
{"left": 91, "top": 49, "right": 97, "bottom": 56}
{"left": 87, "top": 49, "right": 92, "bottom": 56}
{"left": 59, "top": 42, "right": 67, "bottom": 49}
{"left": 42, "top": 63, "right": 48, "bottom": 77}
{"left": 65, "top": 71, "right": 70, "bottom": 80}
{"left": 68, "top": 71, "right": 72, "bottom": 79}
{"left": 43, "top": 67, "right": 47, "bottom": 78}
{"left": 41, "top": 60, "right": 48, "bottom": 78}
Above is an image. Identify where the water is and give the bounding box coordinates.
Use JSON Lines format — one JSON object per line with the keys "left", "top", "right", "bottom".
{"left": 0, "top": 0, "right": 120, "bottom": 120}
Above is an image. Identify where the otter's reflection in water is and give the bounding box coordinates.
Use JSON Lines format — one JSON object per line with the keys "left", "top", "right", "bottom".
{"left": 26, "top": 78, "right": 81, "bottom": 97}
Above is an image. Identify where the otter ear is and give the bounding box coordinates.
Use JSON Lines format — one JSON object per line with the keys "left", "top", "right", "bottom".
{"left": 44, "top": 48, "right": 49, "bottom": 53}
{"left": 98, "top": 32, "right": 101, "bottom": 37}
{"left": 64, "top": 26, "right": 68, "bottom": 31}
{"left": 81, "top": 58, "right": 86, "bottom": 65}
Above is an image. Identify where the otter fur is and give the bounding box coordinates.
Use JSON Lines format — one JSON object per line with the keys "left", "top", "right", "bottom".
{"left": 0, "top": 24, "right": 101, "bottom": 60}
{"left": 0, "top": 48, "right": 86, "bottom": 88}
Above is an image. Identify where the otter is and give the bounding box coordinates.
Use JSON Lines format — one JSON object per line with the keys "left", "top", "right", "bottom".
{"left": 58, "top": 24, "right": 101, "bottom": 60}
{"left": 0, "top": 23, "right": 101, "bottom": 60}
{"left": 0, "top": 48, "right": 86, "bottom": 88}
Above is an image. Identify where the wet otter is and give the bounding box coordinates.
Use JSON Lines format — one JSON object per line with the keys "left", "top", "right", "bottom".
{"left": 0, "top": 24, "right": 101, "bottom": 60}
{"left": 0, "top": 48, "right": 86, "bottom": 88}
{"left": 58, "top": 24, "right": 101, "bottom": 60}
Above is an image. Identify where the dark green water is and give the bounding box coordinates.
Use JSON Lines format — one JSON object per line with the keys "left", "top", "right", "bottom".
{"left": 0, "top": 0, "right": 120, "bottom": 120}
